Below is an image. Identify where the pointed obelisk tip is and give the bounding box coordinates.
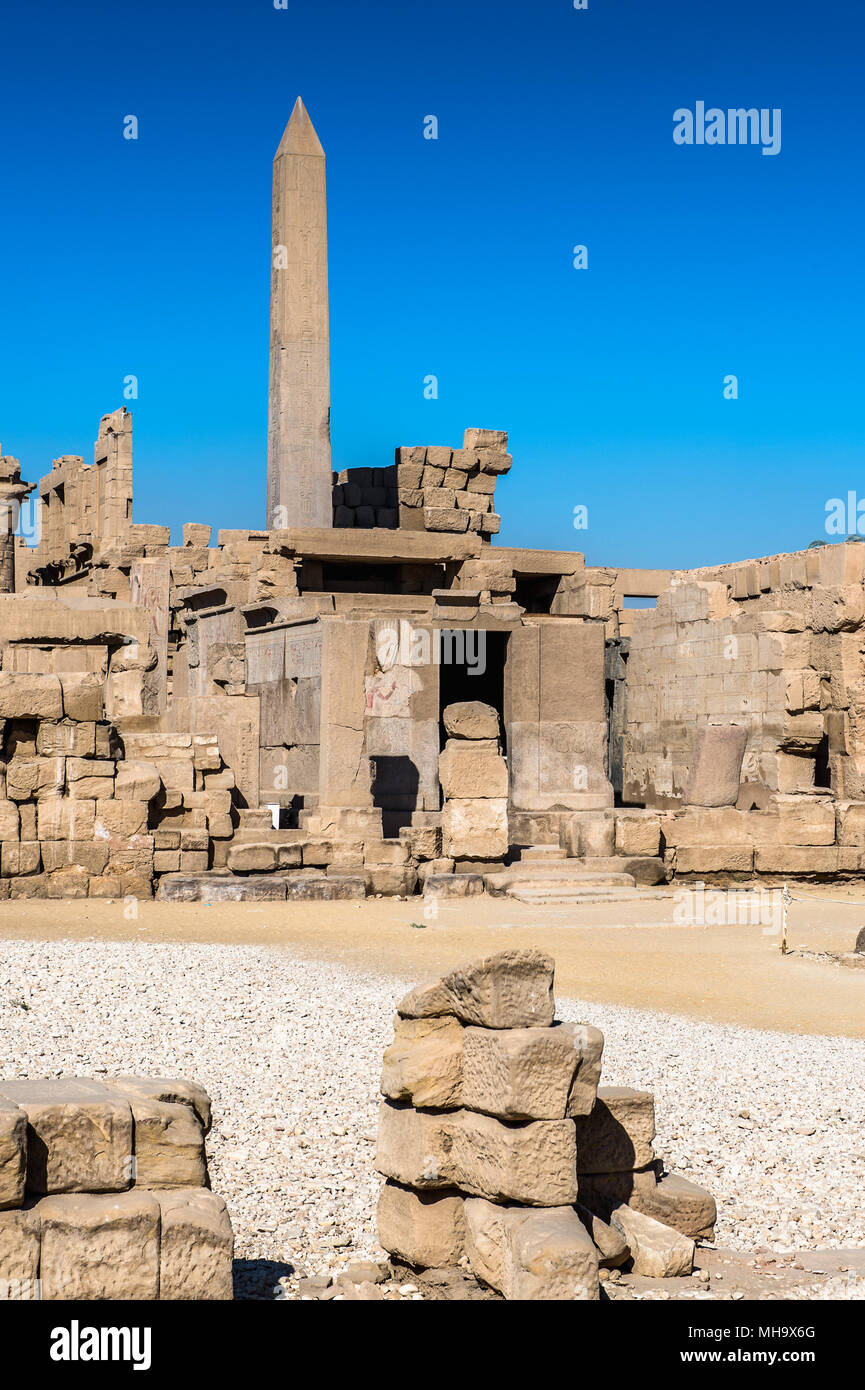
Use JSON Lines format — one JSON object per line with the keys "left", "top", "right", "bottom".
{"left": 275, "top": 96, "right": 325, "bottom": 159}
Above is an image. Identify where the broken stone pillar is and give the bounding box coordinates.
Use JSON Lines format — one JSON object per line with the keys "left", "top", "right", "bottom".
{"left": 93, "top": 408, "right": 133, "bottom": 546}
{"left": 318, "top": 618, "right": 375, "bottom": 817}
{"left": 683, "top": 724, "right": 747, "bottom": 807}
{"left": 267, "top": 97, "right": 332, "bottom": 530}
{"left": 0, "top": 452, "right": 34, "bottom": 594}
{"left": 129, "top": 558, "right": 170, "bottom": 714}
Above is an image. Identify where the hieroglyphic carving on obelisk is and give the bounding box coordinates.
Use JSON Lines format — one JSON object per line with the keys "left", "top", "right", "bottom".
{"left": 267, "top": 97, "right": 332, "bottom": 530}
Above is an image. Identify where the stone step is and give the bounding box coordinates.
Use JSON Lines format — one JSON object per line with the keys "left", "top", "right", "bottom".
{"left": 515, "top": 845, "right": 567, "bottom": 861}
{"left": 156, "top": 871, "right": 368, "bottom": 903}
{"left": 484, "top": 866, "right": 637, "bottom": 896}
{"left": 233, "top": 828, "right": 305, "bottom": 844}
{"left": 506, "top": 885, "right": 651, "bottom": 905}
{"left": 493, "top": 856, "right": 666, "bottom": 886}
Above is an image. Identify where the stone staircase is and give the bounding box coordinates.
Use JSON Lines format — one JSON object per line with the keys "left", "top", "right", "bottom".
{"left": 484, "top": 849, "right": 668, "bottom": 905}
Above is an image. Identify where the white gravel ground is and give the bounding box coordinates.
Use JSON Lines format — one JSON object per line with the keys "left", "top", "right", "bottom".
{"left": 1, "top": 938, "right": 863, "bottom": 1299}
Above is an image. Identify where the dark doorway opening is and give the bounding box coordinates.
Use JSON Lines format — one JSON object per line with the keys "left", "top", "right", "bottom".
{"left": 437, "top": 630, "right": 507, "bottom": 753}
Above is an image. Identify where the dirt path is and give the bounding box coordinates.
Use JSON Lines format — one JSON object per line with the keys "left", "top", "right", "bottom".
{"left": 1, "top": 889, "right": 862, "bottom": 1036}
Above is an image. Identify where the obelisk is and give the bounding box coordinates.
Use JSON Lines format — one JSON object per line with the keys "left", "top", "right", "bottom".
{"left": 267, "top": 97, "right": 332, "bottom": 530}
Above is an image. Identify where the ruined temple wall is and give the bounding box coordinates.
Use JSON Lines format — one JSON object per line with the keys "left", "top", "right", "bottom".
{"left": 621, "top": 541, "right": 865, "bottom": 813}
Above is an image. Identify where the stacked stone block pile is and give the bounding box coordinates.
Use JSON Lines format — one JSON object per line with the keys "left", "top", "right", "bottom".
{"left": 334, "top": 429, "right": 509, "bottom": 535}
{"left": 440, "top": 701, "right": 509, "bottom": 862}
{"left": 375, "top": 949, "right": 715, "bottom": 1299}
{"left": 0, "top": 1074, "right": 233, "bottom": 1300}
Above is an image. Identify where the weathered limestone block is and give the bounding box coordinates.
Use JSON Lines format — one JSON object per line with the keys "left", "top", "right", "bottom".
{"left": 615, "top": 812, "right": 661, "bottom": 857}
{"left": 43, "top": 867, "right": 91, "bottom": 899}
{"left": 104, "top": 668, "right": 147, "bottom": 720}
{"left": 105, "top": 832, "right": 155, "bottom": 875}
{"left": 284, "top": 875, "right": 367, "bottom": 901}
{"left": 575, "top": 1202, "right": 629, "bottom": 1268}
{"left": 461, "top": 1022, "right": 601, "bottom": 1122}
{"left": 442, "top": 797, "right": 508, "bottom": 859}
{"left": 0, "top": 801, "right": 18, "bottom": 840}
{"left": 0, "top": 842, "right": 41, "bottom": 877}
{"left": 155, "top": 1188, "right": 233, "bottom": 1299}
{"left": 574, "top": 1087, "right": 655, "bottom": 1174}
{"left": 628, "top": 1170, "right": 716, "bottom": 1240}
{"left": 380, "top": 1016, "right": 464, "bottom": 1109}
{"left": 41, "top": 842, "right": 110, "bottom": 875}
{"left": 227, "top": 842, "right": 278, "bottom": 872}
{"left": 466, "top": 472, "right": 497, "bottom": 494}
{"left": 183, "top": 522, "right": 212, "bottom": 547}
{"left": 7, "top": 756, "right": 65, "bottom": 802}
{"left": 363, "top": 838, "right": 410, "bottom": 866}
{"left": 128, "top": 1099, "right": 206, "bottom": 1189}
{"left": 610, "top": 1203, "right": 695, "bottom": 1277}
{"left": 0, "top": 1208, "right": 40, "bottom": 1298}
{"left": 367, "top": 865, "right": 418, "bottom": 896}
{"left": 683, "top": 724, "right": 747, "bottom": 807}
{"left": 577, "top": 1166, "right": 715, "bottom": 1240}
{"left": 375, "top": 1105, "right": 441, "bottom": 1192}
{"left": 753, "top": 846, "right": 840, "bottom": 873}
{"left": 376, "top": 1101, "right": 577, "bottom": 1206}
{"left": 114, "top": 760, "right": 162, "bottom": 801}
{"left": 421, "top": 869, "right": 483, "bottom": 895}
{"left": 66, "top": 756, "right": 115, "bottom": 799}
{"left": 425, "top": 507, "right": 469, "bottom": 532}
{"left": 443, "top": 701, "right": 500, "bottom": 740}
{"left": 377, "top": 1181, "right": 465, "bottom": 1268}
{"left": 674, "top": 846, "right": 754, "bottom": 874}
{"left": 439, "top": 742, "right": 508, "bottom": 799}
{"left": 0, "top": 1079, "right": 133, "bottom": 1195}
{"left": 58, "top": 672, "right": 104, "bottom": 722}
{"left": 38, "top": 1191, "right": 160, "bottom": 1299}
{"left": 94, "top": 799, "right": 148, "bottom": 839}
{"left": 398, "top": 948, "right": 555, "bottom": 1028}
{"left": 754, "top": 800, "right": 836, "bottom": 846}
{"left": 464, "top": 1199, "right": 598, "bottom": 1300}
{"left": 36, "top": 720, "right": 95, "bottom": 758}
{"left": 560, "top": 811, "right": 614, "bottom": 858}
{"left": 37, "top": 797, "right": 96, "bottom": 842}
{"left": 425, "top": 487, "right": 458, "bottom": 509}
{"left": 662, "top": 801, "right": 836, "bottom": 848}
{"left": 102, "top": 1077, "right": 212, "bottom": 1133}
{"left": 836, "top": 801, "right": 865, "bottom": 845}
{"left": 565, "top": 1024, "right": 605, "bottom": 1115}
{"left": 150, "top": 756, "right": 194, "bottom": 793}
{"left": 0, "top": 674, "right": 63, "bottom": 719}
{"left": 0, "top": 1101, "right": 26, "bottom": 1210}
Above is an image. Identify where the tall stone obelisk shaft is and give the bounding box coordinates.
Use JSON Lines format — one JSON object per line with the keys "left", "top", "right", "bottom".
{"left": 267, "top": 97, "right": 332, "bottom": 530}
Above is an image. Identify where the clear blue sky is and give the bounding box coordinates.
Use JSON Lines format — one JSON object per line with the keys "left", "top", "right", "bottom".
{"left": 1, "top": 0, "right": 862, "bottom": 567}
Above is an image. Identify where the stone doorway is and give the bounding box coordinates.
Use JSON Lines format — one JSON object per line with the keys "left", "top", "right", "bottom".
{"left": 437, "top": 629, "right": 508, "bottom": 755}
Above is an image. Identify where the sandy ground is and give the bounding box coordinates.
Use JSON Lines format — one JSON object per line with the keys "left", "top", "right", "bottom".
{"left": 0, "top": 886, "right": 862, "bottom": 1036}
